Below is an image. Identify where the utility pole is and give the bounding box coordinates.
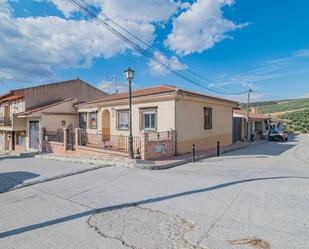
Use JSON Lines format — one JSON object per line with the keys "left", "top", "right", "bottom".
{"left": 247, "top": 89, "right": 252, "bottom": 142}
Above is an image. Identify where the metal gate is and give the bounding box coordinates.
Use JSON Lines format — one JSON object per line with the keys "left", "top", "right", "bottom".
{"left": 233, "top": 117, "right": 242, "bottom": 143}
{"left": 29, "top": 121, "right": 39, "bottom": 149}
{"left": 66, "top": 125, "right": 75, "bottom": 150}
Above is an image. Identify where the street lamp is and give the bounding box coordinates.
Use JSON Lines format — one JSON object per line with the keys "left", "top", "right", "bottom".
{"left": 124, "top": 67, "right": 135, "bottom": 159}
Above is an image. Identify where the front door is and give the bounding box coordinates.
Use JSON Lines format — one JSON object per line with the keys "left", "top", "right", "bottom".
{"left": 29, "top": 121, "right": 39, "bottom": 150}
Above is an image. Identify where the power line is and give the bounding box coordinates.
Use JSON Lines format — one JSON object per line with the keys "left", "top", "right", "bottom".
{"left": 68, "top": 0, "right": 248, "bottom": 96}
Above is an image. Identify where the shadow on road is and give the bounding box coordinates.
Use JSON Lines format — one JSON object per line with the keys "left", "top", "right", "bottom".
{"left": 0, "top": 171, "right": 40, "bottom": 192}
{"left": 0, "top": 154, "right": 36, "bottom": 161}
{"left": 0, "top": 175, "right": 308, "bottom": 239}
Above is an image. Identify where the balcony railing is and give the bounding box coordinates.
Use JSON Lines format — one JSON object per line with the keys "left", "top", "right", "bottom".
{"left": 0, "top": 117, "right": 12, "bottom": 126}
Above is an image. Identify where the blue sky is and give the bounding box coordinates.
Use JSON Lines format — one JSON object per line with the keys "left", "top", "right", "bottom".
{"left": 1, "top": 0, "right": 309, "bottom": 102}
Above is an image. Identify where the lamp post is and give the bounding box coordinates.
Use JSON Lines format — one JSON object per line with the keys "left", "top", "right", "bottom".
{"left": 124, "top": 67, "right": 135, "bottom": 159}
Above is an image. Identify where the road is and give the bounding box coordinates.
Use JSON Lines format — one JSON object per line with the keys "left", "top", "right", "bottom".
{"left": 0, "top": 135, "right": 308, "bottom": 249}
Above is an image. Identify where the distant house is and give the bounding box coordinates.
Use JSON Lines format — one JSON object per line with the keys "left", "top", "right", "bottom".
{"left": 233, "top": 108, "right": 271, "bottom": 142}
{"left": 0, "top": 79, "right": 107, "bottom": 152}
{"left": 75, "top": 85, "right": 239, "bottom": 159}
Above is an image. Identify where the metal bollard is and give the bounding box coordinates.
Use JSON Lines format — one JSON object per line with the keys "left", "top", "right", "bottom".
{"left": 217, "top": 141, "right": 220, "bottom": 157}
{"left": 192, "top": 144, "right": 196, "bottom": 162}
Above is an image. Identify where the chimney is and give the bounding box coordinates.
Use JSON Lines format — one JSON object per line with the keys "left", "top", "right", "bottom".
{"left": 251, "top": 107, "right": 258, "bottom": 114}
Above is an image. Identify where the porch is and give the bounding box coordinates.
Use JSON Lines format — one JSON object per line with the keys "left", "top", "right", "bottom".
{"left": 43, "top": 127, "right": 176, "bottom": 160}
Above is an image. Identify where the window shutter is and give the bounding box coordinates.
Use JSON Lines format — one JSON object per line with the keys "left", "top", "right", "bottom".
{"left": 139, "top": 109, "right": 143, "bottom": 130}
{"left": 155, "top": 108, "right": 158, "bottom": 130}
{"left": 116, "top": 112, "right": 119, "bottom": 130}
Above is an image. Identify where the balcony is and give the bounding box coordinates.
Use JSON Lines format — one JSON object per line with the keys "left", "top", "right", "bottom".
{"left": 0, "top": 117, "right": 12, "bottom": 126}
{"left": 0, "top": 115, "right": 26, "bottom": 130}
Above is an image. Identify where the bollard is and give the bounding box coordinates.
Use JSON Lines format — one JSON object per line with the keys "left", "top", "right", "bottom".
{"left": 217, "top": 141, "right": 220, "bottom": 156}
{"left": 192, "top": 144, "right": 196, "bottom": 162}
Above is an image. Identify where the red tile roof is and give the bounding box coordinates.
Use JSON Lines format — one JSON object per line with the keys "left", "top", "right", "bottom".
{"left": 79, "top": 85, "right": 239, "bottom": 106}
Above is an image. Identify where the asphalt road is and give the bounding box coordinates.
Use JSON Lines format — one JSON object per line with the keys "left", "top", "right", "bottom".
{"left": 0, "top": 135, "right": 308, "bottom": 249}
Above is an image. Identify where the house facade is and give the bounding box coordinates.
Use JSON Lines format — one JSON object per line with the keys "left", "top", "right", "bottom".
{"left": 0, "top": 79, "right": 107, "bottom": 152}
{"left": 233, "top": 108, "right": 271, "bottom": 142}
{"left": 75, "top": 85, "right": 239, "bottom": 158}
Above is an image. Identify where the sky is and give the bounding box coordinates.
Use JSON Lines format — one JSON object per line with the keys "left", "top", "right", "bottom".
{"left": 1, "top": 0, "right": 309, "bottom": 102}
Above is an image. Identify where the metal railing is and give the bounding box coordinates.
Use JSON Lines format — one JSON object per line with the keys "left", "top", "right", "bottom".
{"left": 107, "top": 135, "right": 141, "bottom": 154}
{"left": 148, "top": 131, "right": 173, "bottom": 141}
{"left": 0, "top": 117, "right": 12, "bottom": 126}
{"left": 44, "top": 130, "right": 64, "bottom": 143}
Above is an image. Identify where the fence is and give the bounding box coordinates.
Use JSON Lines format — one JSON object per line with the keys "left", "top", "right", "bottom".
{"left": 44, "top": 129, "right": 64, "bottom": 143}
{"left": 0, "top": 117, "right": 12, "bottom": 126}
{"left": 107, "top": 135, "right": 141, "bottom": 154}
{"left": 148, "top": 131, "right": 173, "bottom": 141}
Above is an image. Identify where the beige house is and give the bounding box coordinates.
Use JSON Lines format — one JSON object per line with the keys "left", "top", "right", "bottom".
{"left": 76, "top": 85, "right": 239, "bottom": 158}
{"left": 0, "top": 79, "right": 106, "bottom": 152}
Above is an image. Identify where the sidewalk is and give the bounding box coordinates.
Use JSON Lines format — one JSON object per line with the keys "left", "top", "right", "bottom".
{"left": 37, "top": 141, "right": 264, "bottom": 170}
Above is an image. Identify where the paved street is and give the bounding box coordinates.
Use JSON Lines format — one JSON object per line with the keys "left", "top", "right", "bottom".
{"left": 0, "top": 135, "right": 308, "bottom": 249}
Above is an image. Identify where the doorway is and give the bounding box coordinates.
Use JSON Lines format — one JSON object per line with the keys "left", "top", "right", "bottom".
{"left": 102, "top": 109, "right": 110, "bottom": 141}
{"left": 29, "top": 121, "right": 39, "bottom": 150}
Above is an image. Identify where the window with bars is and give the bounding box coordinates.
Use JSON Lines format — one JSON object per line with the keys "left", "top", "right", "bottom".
{"left": 204, "top": 107, "right": 213, "bottom": 129}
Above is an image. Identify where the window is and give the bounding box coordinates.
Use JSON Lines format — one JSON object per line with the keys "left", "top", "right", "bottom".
{"left": 61, "top": 120, "right": 66, "bottom": 127}
{"left": 79, "top": 113, "right": 87, "bottom": 129}
{"left": 89, "top": 112, "right": 97, "bottom": 129}
{"left": 117, "top": 111, "right": 129, "bottom": 130}
{"left": 204, "top": 107, "right": 212, "bottom": 129}
{"left": 143, "top": 111, "right": 156, "bottom": 130}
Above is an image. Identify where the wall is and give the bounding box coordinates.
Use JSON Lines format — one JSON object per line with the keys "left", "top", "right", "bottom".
{"left": 42, "top": 114, "right": 78, "bottom": 131}
{"left": 43, "top": 141, "right": 65, "bottom": 154}
{"left": 141, "top": 132, "right": 176, "bottom": 160}
{"left": 85, "top": 99, "right": 176, "bottom": 139}
{"left": 176, "top": 96, "right": 236, "bottom": 154}
{"left": 20, "top": 79, "right": 106, "bottom": 111}
{"left": 12, "top": 114, "right": 27, "bottom": 131}
{"left": 35, "top": 98, "right": 79, "bottom": 131}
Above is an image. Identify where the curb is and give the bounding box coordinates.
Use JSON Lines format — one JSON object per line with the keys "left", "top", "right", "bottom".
{"left": 0, "top": 164, "right": 112, "bottom": 194}
{"left": 135, "top": 142, "right": 260, "bottom": 170}
{"left": 33, "top": 141, "right": 265, "bottom": 171}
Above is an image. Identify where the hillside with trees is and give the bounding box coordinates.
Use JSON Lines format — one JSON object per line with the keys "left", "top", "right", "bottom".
{"left": 246, "top": 98, "right": 309, "bottom": 114}
{"left": 242, "top": 98, "right": 309, "bottom": 133}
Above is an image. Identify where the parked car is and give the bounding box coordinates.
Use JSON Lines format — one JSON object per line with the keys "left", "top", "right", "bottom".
{"left": 268, "top": 128, "right": 288, "bottom": 141}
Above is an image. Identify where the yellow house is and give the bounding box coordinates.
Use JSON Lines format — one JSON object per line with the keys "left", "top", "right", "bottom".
{"left": 76, "top": 85, "right": 239, "bottom": 158}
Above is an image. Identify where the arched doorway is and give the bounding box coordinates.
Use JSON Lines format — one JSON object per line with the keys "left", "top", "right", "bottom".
{"left": 102, "top": 109, "right": 110, "bottom": 141}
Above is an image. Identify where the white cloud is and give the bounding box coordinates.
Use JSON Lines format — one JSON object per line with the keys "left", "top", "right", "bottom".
{"left": 165, "top": 0, "right": 248, "bottom": 55}
{"left": 148, "top": 51, "right": 187, "bottom": 75}
{"left": 97, "top": 80, "right": 128, "bottom": 94}
{"left": 303, "top": 93, "right": 309, "bottom": 98}
{"left": 48, "top": 0, "right": 178, "bottom": 22}
{"left": 0, "top": 1, "right": 155, "bottom": 83}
